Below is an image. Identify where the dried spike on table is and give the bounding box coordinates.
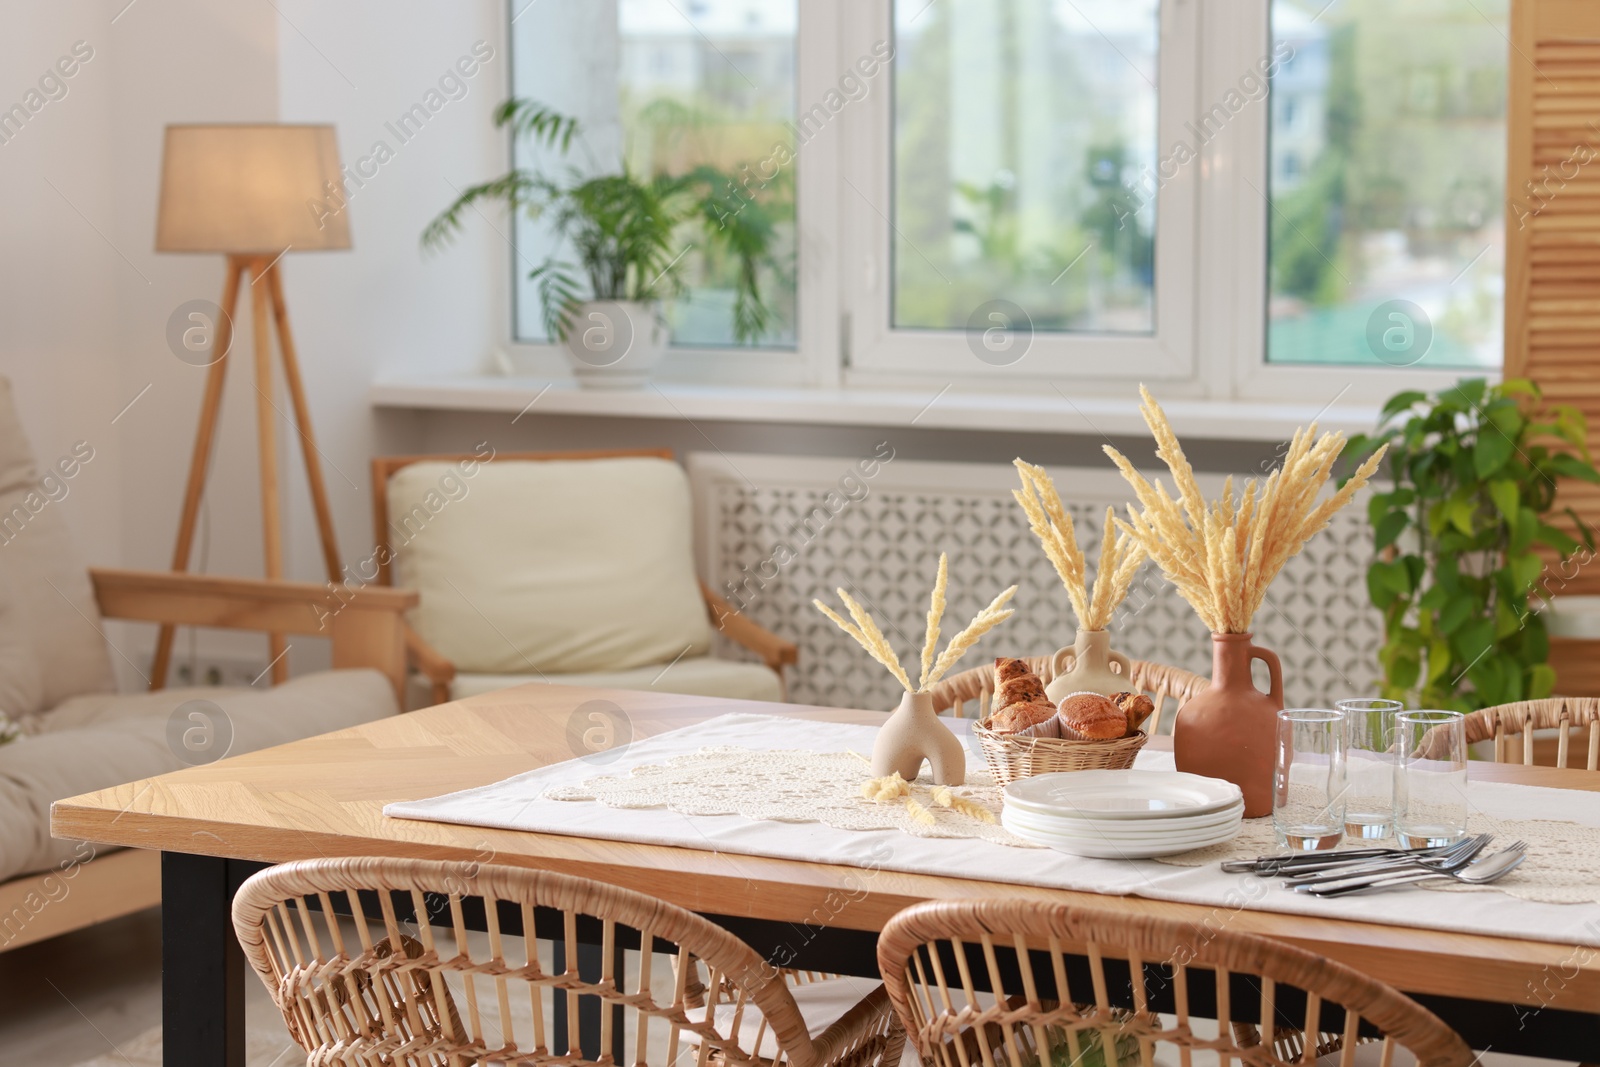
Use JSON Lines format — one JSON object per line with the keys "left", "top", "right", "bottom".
{"left": 860, "top": 772, "right": 910, "bottom": 803}
{"left": 930, "top": 786, "right": 997, "bottom": 824}
{"left": 903, "top": 795, "right": 936, "bottom": 827}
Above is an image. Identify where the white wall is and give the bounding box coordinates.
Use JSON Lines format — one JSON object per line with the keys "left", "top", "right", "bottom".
{"left": 0, "top": 0, "right": 506, "bottom": 685}
{"left": 274, "top": 0, "right": 504, "bottom": 597}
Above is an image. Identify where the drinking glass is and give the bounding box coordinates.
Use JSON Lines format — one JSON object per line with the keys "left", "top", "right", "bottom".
{"left": 1274, "top": 708, "right": 1347, "bottom": 851}
{"left": 1395, "top": 710, "right": 1469, "bottom": 848}
{"left": 1336, "top": 698, "right": 1404, "bottom": 840}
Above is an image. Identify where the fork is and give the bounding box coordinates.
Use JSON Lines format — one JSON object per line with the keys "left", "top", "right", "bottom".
{"left": 1300, "top": 842, "right": 1528, "bottom": 897}
{"left": 1281, "top": 834, "right": 1491, "bottom": 888}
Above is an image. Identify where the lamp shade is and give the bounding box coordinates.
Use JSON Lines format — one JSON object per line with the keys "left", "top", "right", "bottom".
{"left": 155, "top": 124, "right": 350, "bottom": 253}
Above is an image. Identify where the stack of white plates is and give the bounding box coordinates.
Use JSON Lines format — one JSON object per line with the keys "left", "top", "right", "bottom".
{"left": 1001, "top": 770, "right": 1245, "bottom": 858}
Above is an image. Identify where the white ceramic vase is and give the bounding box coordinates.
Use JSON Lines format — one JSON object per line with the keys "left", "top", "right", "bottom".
{"left": 872, "top": 690, "right": 966, "bottom": 785}
{"left": 562, "top": 300, "right": 667, "bottom": 389}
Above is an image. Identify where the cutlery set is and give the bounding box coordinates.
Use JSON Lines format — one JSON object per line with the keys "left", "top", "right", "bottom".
{"left": 1222, "top": 834, "right": 1528, "bottom": 895}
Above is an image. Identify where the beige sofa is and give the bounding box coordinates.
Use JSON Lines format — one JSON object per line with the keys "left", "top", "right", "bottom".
{"left": 0, "top": 378, "right": 416, "bottom": 951}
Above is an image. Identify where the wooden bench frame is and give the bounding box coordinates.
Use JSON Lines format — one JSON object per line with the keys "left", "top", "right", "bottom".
{"left": 1, "top": 569, "right": 417, "bottom": 954}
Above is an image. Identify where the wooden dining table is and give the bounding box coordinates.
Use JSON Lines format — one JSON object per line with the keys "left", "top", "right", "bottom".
{"left": 51, "top": 683, "right": 1600, "bottom": 1064}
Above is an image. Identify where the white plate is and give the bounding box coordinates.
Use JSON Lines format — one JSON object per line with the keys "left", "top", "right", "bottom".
{"left": 1002, "top": 799, "right": 1244, "bottom": 838}
{"left": 1003, "top": 814, "right": 1243, "bottom": 858}
{"left": 1004, "top": 770, "right": 1243, "bottom": 821}
{"left": 1001, "top": 805, "right": 1242, "bottom": 845}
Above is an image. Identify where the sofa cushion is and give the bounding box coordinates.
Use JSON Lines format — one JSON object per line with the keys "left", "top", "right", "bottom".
{"left": 443, "top": 656, "right": 783, "bottom": 705}
{"left": 0, "top": 668, "right": 396, "bottom": 883}
{"left": 0, "top": 377, "right": 112, "bottom": 713}
{"left": 0, "top": 572, "right": 43, "bottom": 720}
{"left": 390, "top": 457, "right": 712, "bottom": 675}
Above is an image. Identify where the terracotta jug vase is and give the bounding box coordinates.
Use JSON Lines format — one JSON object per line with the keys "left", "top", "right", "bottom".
{"left": 873, "top": 690, "right": 966, "bottom": 785}
{"left": 1044, "top": 629, "right": 1133, "bottom": 702}
{"left": 1174, "top": 632, "right": 1283, "bottom": 817}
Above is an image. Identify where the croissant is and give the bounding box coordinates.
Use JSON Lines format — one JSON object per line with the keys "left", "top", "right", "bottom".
{"left": 992, "top": 657, "right": 1047, "bottom": 707}
{"left": 1111, "top": 691, "right": 1156, "bottom": 734}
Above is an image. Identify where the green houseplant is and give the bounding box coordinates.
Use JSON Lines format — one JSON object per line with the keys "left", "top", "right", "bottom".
{"left": 1345, "top": 378, "right": 1600, "bottom": 710}
{"left": 423, "top": 99, "right": 788, "bottom": 386}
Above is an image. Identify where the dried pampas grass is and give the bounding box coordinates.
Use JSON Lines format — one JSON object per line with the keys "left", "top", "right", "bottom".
{"left": 1013, "top": 461, "right": 1145, "bottom": 631}
{"left": 814, "top": 553, "right": 1017, "bottom": 693}
{"left": 1104, "top": 385, "right": 1386, "bottom": 633}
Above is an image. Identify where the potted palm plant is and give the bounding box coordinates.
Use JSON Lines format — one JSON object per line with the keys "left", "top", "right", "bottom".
{"left": 424, "top": 99, "right": 787, "bottom": 387}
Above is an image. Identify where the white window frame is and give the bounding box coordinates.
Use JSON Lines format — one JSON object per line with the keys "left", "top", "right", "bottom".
{"left": 838, "top": 0, "right": 1199, "bottom": 387}
{"left": 502, "top": 0, "right": 843, "bottom": 388}
{"left": 1199, "top": 0, "right": 1491, "bottom": 406}
{"left": 500, "top": 0, "right": 1503, "bottom": 402}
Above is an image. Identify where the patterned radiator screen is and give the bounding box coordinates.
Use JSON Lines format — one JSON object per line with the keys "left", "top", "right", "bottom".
{"left": 690, "top": 451, "right": 1381, "bottom": 712}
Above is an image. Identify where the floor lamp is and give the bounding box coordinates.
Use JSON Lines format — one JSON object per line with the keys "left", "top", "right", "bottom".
{"left": 151, "top": 124, "right": 350, "bottom": 688}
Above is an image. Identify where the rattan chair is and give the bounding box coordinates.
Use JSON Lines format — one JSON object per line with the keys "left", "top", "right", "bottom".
{"left": 877, "top": 898, "right": 1473, "bottom": 1067}
{"left": 234, "top": 857, "right": 904, "bottom": 1067}
{"left": 928, "top": 653, "right": 1209, "bottom": 731}
{"left": 1463, "top": 697, "right": 1600, "bottom": 770}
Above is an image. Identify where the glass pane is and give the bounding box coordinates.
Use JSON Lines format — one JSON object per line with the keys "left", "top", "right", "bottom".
{"left": 1266, "top": 0, "right": 1507, "bottom": 367}
{"left": 511, "top": 0, "right": 797, "bottom": 348}
{"left": 892, "top": 0, "right": 1159, "bottom": 334}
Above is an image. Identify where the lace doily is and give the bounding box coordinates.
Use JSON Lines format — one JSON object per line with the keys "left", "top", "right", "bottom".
{"left": 545, "top": 746, "right": 1039, "bottom": 848}
{"left": 546, "top": 746, "right": 1600, "bottom": 905}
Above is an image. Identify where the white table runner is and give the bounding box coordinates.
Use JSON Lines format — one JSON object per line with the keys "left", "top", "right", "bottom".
{"left": 385, "top": 713, "right": 1600, "bottom": 948}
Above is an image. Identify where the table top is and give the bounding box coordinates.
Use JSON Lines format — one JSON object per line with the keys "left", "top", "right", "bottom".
{"left": 51, "top": 683, "right": 1600, "bottom": 1011}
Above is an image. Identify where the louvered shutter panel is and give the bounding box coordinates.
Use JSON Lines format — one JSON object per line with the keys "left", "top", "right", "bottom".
{"left": 1506, "top": 0, "right": 1600, "bottom": 603}
{"left": 1505, "top": 1, "right": 1600, "bottom": 694}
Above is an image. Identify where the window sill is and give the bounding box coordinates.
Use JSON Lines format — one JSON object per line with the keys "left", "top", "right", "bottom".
{"left": 369, "top": 375, "right": 1383, "bottom": 442}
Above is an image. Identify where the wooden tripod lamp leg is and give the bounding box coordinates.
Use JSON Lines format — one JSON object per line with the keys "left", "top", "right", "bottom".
{"left": 250, "top": 260, "right": 290, "bottom": 684}
{"left": 150, "top": 256, "right": 246, "bottom": 691}
{"left": 265, "top": 264, "right": 342, "bottom": 585}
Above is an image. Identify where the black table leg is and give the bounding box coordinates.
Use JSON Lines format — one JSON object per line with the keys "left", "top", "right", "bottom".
{"left": 162, "top": 853, "right": 257, "bottom": 1067}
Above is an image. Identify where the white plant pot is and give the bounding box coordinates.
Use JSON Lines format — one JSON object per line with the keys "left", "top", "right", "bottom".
{"left": 562, "top": 300, "right": 667, "bottom": 389}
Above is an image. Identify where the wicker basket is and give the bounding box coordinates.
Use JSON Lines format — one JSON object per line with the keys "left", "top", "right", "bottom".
{"left": 972, "top": 721, "right": 1148, "bottom": 784}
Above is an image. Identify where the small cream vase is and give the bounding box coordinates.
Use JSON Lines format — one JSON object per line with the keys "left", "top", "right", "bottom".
{"left": 1044, "top": 629, "right": 1133, "bottom": 702}
{"left": 872, "top": 690, "right": 966, "bottom": 785}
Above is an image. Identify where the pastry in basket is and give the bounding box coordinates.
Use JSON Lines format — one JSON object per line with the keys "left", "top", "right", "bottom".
{"left": 993, "top": 656, "right": 1047, "bottom": 706}
{"left": 985, "top": 657, "right": 1056, "bottom": 734}
{"left": 988, "top": 699, "right": 1058, "bottom": 734}
{"left": 1057, "top": 692, "right": 1129, "bottom": 740}
{"left": 1111, "top": 691, "right": 1156, "bottom": 734}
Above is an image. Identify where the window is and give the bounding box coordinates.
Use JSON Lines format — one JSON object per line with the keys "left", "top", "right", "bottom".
{"left": 510, "top": 0, "right": 798, "bottom": 349}
{"left": 843, "top": 0, "right": 1198, "bottom": 380}
{"left": 890, "top": 0, "right": 1159, "bottom": 335}
{"left": 503, "top": 0, "right": 1507, "bottom": 392}
{"left": 1265, "top": 0, "right": 1507, "bottom": 369}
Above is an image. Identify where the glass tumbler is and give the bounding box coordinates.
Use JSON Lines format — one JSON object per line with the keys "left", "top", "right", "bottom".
{"left": 1337, "top": 698, "right": 1404, "bottom": 840}
{"left": 1274, "top": 708, "right": 1347, "bottom": 851}
{"left": 1395, "top": 710, "right": 1469, "bottom": 848}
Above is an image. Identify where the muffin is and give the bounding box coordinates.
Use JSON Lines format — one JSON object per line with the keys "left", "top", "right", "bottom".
{"left": 987, "top": 699, "right": 1058, "bottom": 734}
{"left": 1057, "top": 692, "right": 1128, "bottom": 740}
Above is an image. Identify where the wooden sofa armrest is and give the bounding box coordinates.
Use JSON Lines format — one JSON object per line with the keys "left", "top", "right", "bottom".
{"left": 699, "top": 582, "right": 799, "bottom": 675}
{"left": 90, "top": 568, "right": 418, "bottom": 702}
{"left": 405, "top": 625, "right": 456, "bottom": 707}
